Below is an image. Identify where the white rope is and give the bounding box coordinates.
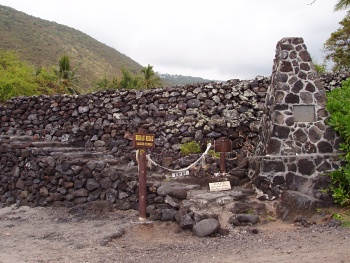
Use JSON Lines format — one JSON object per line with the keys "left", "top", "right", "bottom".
{"left": 146, "top": 143, "right": 212, "bottom": 173}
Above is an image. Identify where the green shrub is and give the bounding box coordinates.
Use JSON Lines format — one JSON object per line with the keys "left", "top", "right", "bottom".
{"left": 208, "top": 150, "right": 220, "bottom": 158}
{"left": 326, "top": 77, "right": 350, "bottom": 206}
{"left": 314, "top": 63, "right": 327, "bottom": 74}
{"left": 0, "top": 50, "right": 57, "bottom": 101}
{"left": 180, "top": 140, "right": 201, "bottom": 156}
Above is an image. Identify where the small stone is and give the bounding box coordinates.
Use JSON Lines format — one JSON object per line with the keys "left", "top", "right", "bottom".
{"left": 249, "top": 228, "right": 259, "bottom": 234}
{"left": 157, "top": 184, "right": 188, "bottom": 200}
{"left": 164, "top": 195, "right": 179, "bottom": 208}
{"left": 193, "top": 218, "right": 220, "bottom": 237}
{"left": 179, "top": 214, "right": 195, "bottom": 229}
{"left": 161, "top": 209, "right": 176, "bottom": 221}
{"left": 86, "top": 178, "right": 99, "bottom": 191}
{"left": 235, "top": 214, "right": 260, "bottom": 225}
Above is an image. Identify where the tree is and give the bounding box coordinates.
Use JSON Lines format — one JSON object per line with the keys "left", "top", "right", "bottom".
{"left": 140, "top": 64, "right": 162, "bottom": 89}
{"left": 334, "top": 0, "right": 350, "bottom": 11}
{"left": 323, "top": 12, "right": 350, "bottom": 71}
{"left": 53, "top": 55, "right": 79, "bottom": 94}
{"left": 119, "top": 67, "right": 141, "bottom": 89}
{"left": 93, "top": 65, "right": 162, "bottom": 91}
{"left": 308, "top": 0, "right": 350, "bottom": 11}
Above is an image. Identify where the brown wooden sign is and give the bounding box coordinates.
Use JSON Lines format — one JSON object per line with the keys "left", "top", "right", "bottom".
{"left": 133, "top": 133, "right": 155, "bottom": 149}
{"left": 214, "top": 138, "right": 232, "bottom": 153}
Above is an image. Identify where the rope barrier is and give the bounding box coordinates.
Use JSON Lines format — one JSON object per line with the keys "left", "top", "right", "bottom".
{"left": 146, "top": 143, "right": 212, "bottom": 173}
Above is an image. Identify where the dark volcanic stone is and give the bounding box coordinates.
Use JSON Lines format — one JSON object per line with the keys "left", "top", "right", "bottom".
{"left": 298, "top": 159, "right": 315, "bottom": 176}
{"left": 193, "top": 218, "right": 220, "bottom": 237}
{"left": 285, "top": 93, "right": 299, "bottom": 104}
{"left": 299, "top": 50, "right": 312, "bottom": 62}
{"left": 266, "top": 138, "right": 281, "bottom": 155}
{"left": 86, "top": 178, "right": 99, "bottom": 191}
{"left": 187, "top": 99, "right": 201, "bottom": 108}
{"left": 281, "top": 61, "right": 293, "bottom": 72}
{"left": 317, "top": 141, "right": 333, "bottom": 153}
{"left": 272, "top": 125, "right": 290, "bottom": 139}
{"left": 157, "top": 184, "right": 188, "bottom": 200}
{"left": 161, "top": 209, "right": 177, "bottom": 221}
{"left": 276, "top": 190, "right": 324, "bottom": 222}
{"left": 179, "top": 214, "right": 195, "bottom": 229}
{"left": 235, "top": 214, "right": 260, "bottom": 225}
{"left": 294, "top": 129, "right": 307, "bottom": 143}
{"left": 292, "top": 80, "right": 304, "bottom": 93}
{"left": 263, "top": 160, "right": 285, "bottom": 173}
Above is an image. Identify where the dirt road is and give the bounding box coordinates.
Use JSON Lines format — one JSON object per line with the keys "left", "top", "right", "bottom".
{"left": 0, "top": 202, "right": 349, "bottom": 263}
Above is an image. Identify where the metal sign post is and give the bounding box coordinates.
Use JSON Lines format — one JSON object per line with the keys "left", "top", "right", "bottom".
{"left": 133, "top": 129, "right": 155, "bottom": 220}
{"left": 214, "top": 137, "right": 232, "bottom": 175}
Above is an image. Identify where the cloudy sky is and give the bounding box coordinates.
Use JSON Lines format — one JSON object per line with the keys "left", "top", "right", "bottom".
{"left": 0, "top": 0, "right": 347, "bottom": 81}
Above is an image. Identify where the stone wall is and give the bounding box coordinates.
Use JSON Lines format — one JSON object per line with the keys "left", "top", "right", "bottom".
{"left": 0, "top": 79, "right": 269, "bottom": 162}
{"left": 0, "top": 78, "right": 269, "bottom": 207}
{"left": 0, "top": 37, "right": 349, "bottom": 210}
{"left": 248, "top": 37, "right": 343, "bottom": 201}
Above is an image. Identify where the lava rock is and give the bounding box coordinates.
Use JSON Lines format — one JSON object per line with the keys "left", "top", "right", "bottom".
{"left": 157, "top": 184, "right": 188, "bottom": 200}
{"left": 193, "top": 218, "right": 220, "bottom": 237}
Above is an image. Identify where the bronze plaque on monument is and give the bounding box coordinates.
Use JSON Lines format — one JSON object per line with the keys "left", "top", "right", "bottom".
{"left": 214, "top": 138, "right": 232, "bottom": 153}
{"left": 133, "top": 133, "right": 155, "bottom": 149}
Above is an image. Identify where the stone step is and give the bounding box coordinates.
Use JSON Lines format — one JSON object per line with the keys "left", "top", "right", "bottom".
{"left": 187, "top": 188, "right": 254, "bottom": 211}
{"left": 34, "top": 146, "right": 87, "bottom": 153}
{"left": 151, "top": 180, "right": 266, "bottom": 230}
{"left": 30, "top": 141, "right": 71, "bottom": 147}
{"left": 49, "top": 150, "right": 116, "bottom": 162}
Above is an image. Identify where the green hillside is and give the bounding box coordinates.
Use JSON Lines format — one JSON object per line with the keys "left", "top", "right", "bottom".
{"left": 159, "top": 73, "right": 214, "bottom": 86}
{"left": 0, "top": 5, "right": 143, "bottom": 93}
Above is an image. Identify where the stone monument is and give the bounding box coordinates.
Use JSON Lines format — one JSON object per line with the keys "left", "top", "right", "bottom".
{"left": 248, "top": 37, "right": 342, "bottom": 201}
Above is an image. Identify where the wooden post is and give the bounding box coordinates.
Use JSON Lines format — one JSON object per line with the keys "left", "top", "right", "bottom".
{"left": 133, "top": 128, "right": 155, "bottom": 220}
{"left": 220, "top": 152, "right": 226, "bottom": 174}
{"left": 138, "top": 148, "right": 147, "bottom": 220}
{"left": 214, "top": 137, "right": 232, "bottom": 176}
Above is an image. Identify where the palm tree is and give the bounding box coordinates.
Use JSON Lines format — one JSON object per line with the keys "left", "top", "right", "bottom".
{"left": 334, "top": 0, "right": 350, "bottom": 11}
{"left": 140, "top": 64, "right": 161, "bottom": 89}
{"left": 54, "top": 55, "right": 79, "bottom": 94}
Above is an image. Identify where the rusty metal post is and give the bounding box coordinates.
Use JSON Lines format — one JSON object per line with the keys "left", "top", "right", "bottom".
{"left": 220, "top": 152, "right": 226, "bottom": 174}
{"left": 138, "top": 148, "right": 147, "bottom": 220}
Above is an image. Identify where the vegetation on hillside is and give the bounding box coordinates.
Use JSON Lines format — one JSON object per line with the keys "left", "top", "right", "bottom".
{"left": 0, "top": 50, "right": 85, "bottom": 101}
{"left": 141, "top": 64, "right": 162, "bottom": 88}
{"left": 94, "top": 64, "right": 162, "bottom": 90}
{"left": 0, "top": 5, "right": 213, "bottom": 93}
{"left": 0, "top": 50, "right": 52, "bottom": 101}
{"left": 53, "top": 55, "right": 80, "bottom": 94}
{"left": 159, "top": 73, "right": 213, "bottom": 86}
{"left": 0, "top": 4, "right": 143, "bottom": 93}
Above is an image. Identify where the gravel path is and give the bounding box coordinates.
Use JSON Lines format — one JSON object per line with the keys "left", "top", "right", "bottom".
{"left": 0, "top": 203, "right": 349, "bottom": 263}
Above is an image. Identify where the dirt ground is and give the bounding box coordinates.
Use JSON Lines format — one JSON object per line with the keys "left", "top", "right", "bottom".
{"left": 0, "top": 202, "right": 349, "bottom": 263}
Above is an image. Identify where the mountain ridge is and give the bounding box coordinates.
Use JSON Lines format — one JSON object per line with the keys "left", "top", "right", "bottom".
{"left": 0, "top": 4, "right": 143, "bottom": 93}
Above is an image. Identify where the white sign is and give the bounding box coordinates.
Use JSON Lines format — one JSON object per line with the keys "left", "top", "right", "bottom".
{"left": 209, "top": 181, "right": 231, "bottom": 192}
{"left": 171, "top": 170, "right": 189, "bottom": 178}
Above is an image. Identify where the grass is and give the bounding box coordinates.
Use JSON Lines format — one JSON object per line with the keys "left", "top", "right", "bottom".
{"left": 335, "top": 208, "right": 350, "bottom": 227}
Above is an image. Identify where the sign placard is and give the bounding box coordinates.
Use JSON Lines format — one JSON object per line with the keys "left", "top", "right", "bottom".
{"left": 171, "top": 170, "right": 189, "bottom": 178}
{"left": 133, "top": 133, "right": 155, "bottom": 149}
{"left": 214, "top": 138, "right": 232, "bottom": 153}
{"left": 209, "top": 181, "right": 231, "bottom": 191}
